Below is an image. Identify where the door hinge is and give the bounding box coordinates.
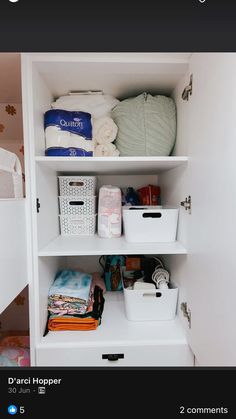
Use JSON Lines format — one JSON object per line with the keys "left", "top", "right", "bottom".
{"left": 181, "top": 302, "right": 191, "bottom": 329}
{"left": 36, "top": 198, "right": 40, "bottom": 213}
{"left": 182, "top": 74, "right": 193, "bottom": 101}
{"left": 181, "top": 195, "right": 191, "bottom": 214}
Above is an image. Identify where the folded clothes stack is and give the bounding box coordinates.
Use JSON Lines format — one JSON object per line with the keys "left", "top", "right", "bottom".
{"left": 47, "top": 270, "right": 106, "bottom": 332}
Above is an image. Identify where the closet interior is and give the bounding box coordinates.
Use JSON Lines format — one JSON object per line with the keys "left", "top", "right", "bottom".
{"left": 20, "top": 53, "right": 197, "bottom": 366}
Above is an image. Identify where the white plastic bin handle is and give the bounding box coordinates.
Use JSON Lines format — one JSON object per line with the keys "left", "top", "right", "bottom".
{"left": 142, "top": 292, "right": 162, "bottom": 298}
{"left": 69, "top": 200, "right": 85, "bottom": 206}
{"left": 142, "top": 213, "right": 162, "bottom": 218}
{"left": 69, "top": 181, "right": 84, "bottom": 187}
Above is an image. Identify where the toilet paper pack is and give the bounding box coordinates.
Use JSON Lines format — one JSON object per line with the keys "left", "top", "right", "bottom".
{"left": 44, "top": 109, "right": 93, "bottom": 156}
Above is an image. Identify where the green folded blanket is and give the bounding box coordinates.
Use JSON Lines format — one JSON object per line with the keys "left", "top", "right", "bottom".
{"left": 112, "top": 92, "right": 176, "bottom": 156}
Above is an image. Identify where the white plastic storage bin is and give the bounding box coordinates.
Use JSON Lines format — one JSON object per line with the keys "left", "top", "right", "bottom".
{"left": 59, "top": 215, "right": 97, "bottom": 236}
{"left": 58, "top": 176, "right": 96, "bottom": 197}
{"left": 123, "top": 285, "right": 178, "bottom": 321}
{"left": 59, "top": 195, "right": 97, "bottom": 216}
{"left": 123, "top": 206, "right": 179, "bottom": 243}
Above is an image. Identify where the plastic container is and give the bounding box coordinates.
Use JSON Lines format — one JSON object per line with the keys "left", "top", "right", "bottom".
{"left": 123, "top": 284, "right": 178, "bottom": 321}
{"left": 59, "top": 215, "right": 96, "bottom": 236}
{"left": 122, "top": 206, "right": 179, "bottom": 243}
{"left": 59, "top": 195, "right": 96, "bottom": 216}
{"left": 58, "top": 176, "right": 96, "bottom": 197}
{"left": 98, "top": 185, "right": 122, "bottom": 238}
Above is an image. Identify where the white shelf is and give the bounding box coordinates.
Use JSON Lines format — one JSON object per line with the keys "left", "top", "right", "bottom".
{"left": 38, "top": 234, "right": 187, "bottom": 256}
{"left": 35, "top": 156, "right": 188, "bottom": 175}
{"left": 38, "top": 292, "right": 188, "bottom": 348}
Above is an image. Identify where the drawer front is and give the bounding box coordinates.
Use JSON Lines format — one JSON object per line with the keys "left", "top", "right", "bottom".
{"left": 36, "top": 344, "right": 194, "bottom": 367}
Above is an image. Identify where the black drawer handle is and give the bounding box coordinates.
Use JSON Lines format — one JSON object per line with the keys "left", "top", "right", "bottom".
{"left": 102, "top": 354, "right": 124, "bottom": 361}
{"left": 142, "top": 213, "right": 162, "bottom": 218}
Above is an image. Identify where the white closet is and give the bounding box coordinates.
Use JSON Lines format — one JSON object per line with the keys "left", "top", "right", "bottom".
{"left": 21, "top": 53, "right": 236, "bottom": 366}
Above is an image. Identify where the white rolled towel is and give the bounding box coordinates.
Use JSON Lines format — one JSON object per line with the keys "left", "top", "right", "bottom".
{"left": 93, "top": 117, "right": 118, "bottom": 145}
{"left": 51, "top": 94, "right": 120, "bottom": 119}
{"left": 94, "top": 143, "right": 120, "bottom": 157}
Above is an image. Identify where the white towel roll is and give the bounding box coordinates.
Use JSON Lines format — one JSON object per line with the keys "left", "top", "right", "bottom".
{"left": 92, "top": 117, "right": 118, "bottom": 145}
{"left": 94, "top": 143, "right": 120, "bottom": 157}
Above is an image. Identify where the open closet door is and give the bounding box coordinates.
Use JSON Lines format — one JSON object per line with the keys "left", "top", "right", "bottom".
{"left": 159, "top": 53, "right": 236, "bottom": 366}
{"left": 185, "top": 53, "right": 236, "bottom": 366}
{"left": 0, "top": 199, "right": 28, "bottom": 313}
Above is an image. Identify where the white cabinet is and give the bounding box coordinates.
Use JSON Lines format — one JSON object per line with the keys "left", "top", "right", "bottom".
{"left": 21, "top": 53, "right": 236, "bottom": 367}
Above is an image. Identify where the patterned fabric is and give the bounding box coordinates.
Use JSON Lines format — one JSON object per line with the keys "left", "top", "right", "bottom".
{"left": 0, "top": 336, "right": 30, "bottom": 367}
{"left": 47, "top": 285, "right": 105, "bottom": 332}
{"left": 48, "top": 270, "right": 92, "bottom": 315}
{"left": 112, "top": 92, "right": 176, "bottom": 156}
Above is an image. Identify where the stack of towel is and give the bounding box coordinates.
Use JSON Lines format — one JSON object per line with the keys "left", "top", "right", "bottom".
{"left": 46, "top": 94, "right": 120, "bottom": 157}
{"left": 93, "top": 117, "right": 119, "bottom": 157}
{"left": 47, "top": 270, "right": 106, "bottom": 332}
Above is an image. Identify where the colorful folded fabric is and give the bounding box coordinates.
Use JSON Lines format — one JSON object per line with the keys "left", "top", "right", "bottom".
{"left": 48, "top": 270, "right": 92, "bottom": 315}
{"left": 48, "top": 316, "right": 99, "bottom": 331}
{"left": 47, "top": 285, "right": 105, "bottom": 332}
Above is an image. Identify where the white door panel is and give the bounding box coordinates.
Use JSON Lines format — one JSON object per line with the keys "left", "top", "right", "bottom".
{"left": 186, "top": 53, "right": 236, "bottom": 365}
{"left": 0, "top": 199, "right": 28, "bottom": 314}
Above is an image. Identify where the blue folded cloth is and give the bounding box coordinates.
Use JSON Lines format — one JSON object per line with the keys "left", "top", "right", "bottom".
{"left": 49, "top": 270, "right": 92, "bottom": 304}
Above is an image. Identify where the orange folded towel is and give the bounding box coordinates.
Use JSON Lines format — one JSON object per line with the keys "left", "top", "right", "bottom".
{"left": 48, "top": 316, "right": 99, "bottom": 331}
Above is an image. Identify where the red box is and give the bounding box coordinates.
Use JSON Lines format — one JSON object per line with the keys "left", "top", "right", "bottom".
{"left": 137, "top": 185, "right": 161, "bottom": 206}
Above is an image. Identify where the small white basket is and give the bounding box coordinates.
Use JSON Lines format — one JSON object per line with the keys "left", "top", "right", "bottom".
{"left": 59, "top": 195, "right": 97, "bottom": 216}
{"left": 59, "top": 215, "right": 97, "bottom": 236}
{"left": 58, "top": 176, "right": 96, "bottom": 197}
{"left": 123, "top": 284, "right": 178, "bottom": 321}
